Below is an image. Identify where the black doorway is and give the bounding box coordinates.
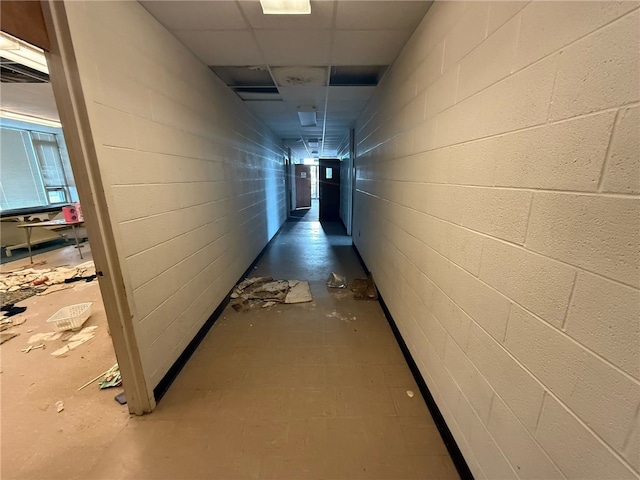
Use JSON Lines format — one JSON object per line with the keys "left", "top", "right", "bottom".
{"left": 319, "top": 159, "right": 341, "bottom": 221}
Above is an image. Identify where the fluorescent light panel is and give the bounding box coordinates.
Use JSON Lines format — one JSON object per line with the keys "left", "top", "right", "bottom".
{"left": 0, "top": 110, "right": 61, "bottom": 128}
{"left": 260, "top": 0, "right": 311, "bottom": 15}
{"left": 0, "top": 31, "right": 49, "bottom": 74}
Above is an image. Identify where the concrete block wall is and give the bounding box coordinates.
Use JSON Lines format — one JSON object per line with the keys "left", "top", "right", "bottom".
{"left": 63, "top": 1, "right": 287, "bottom": 396}
{"left": 337, "top": 134, "right": 353, "bottom": 234}
{"left": 353, "top": 2, "right": 639, "bottom": 478}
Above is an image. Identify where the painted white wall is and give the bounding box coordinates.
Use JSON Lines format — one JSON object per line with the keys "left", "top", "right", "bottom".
{"left": 63, "top": 1, "right": 287, "bottom": 396}
{"left": 354, "top": 2, "right": 639, "bottom": 478}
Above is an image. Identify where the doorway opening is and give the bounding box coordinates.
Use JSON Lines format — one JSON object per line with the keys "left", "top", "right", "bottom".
{"left": 291, "top": 159, "right": 320, "bottom": 222}
{"left": 0, "top": 26, "right": 132, "bottom": 477}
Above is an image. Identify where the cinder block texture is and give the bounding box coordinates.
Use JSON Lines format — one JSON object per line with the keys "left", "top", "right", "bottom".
{"left": 564, "top": 273, "right": 640, "bottom": 379}
{"left": 354, "top": 1, "right": 640, "bottom": 478}
{"left": 526, "top": 193, "right": 639, "bottom": 288}
{"left": 536, "top": 396, "right": 638, "bottom": 480}
{"left": 64, "top": 1, "right": 287, "bottom": 396}
{"left": 603, "top": 105, "right": 640, "bottom": 194}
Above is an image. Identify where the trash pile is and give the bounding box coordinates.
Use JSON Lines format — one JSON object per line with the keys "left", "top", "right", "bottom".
{"left": 77, "top": 363, "right": 121, "bottom": 391}
{"left": 350, "top": 275, "right": 378, "bottom": 300}
{"left": 98, "top": 364, "right": 122, "bottom": 389}
{"left": 0, "top": 261, "right": 97, "bottom": 307}
{"left": 230, "top": 276, "right": 312, "bottom": 311}
{"left": 326, "top": 272, "right": 378, "bottom": 300}
{"left": 0, "top": 306, "right": 28, "bottom": 343}
{"left": 326, "top": 272, "right": 348, "bottom": 288}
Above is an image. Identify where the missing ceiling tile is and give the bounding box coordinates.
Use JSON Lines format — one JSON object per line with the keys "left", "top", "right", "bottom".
{"left": 1, "top": 57, "right": 49, "bottom": 83}
{"left": 210, "top": 66, "right": 275, "bottom": 87}
{"left": 234, "top": 87, "right": 282, "bottom": 101}
{"left": 329, "top": 65, "right": 388, "bottom": 86}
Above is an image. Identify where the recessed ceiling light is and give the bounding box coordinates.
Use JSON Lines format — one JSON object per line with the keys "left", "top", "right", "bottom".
{"left": 260, "top": 0, "right": 311, "bottom": 15}
{"left": 0, "top": 31, "right": 48, "bottom": 74}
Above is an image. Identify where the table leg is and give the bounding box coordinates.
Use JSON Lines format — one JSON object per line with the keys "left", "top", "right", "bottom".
{"left": 25, "top": 227, "right": 33, "bottom": 263}
{"left": 72, "top": 225, "right": 83, "bottom": 260}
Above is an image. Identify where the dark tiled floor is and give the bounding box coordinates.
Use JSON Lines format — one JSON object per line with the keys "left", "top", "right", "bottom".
{"left": 86, "top": 212, "right": 458, "bottom": 479}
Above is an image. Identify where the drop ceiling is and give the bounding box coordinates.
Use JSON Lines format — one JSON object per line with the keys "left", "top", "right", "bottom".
{"left": 141, "top": 0, "right": 433, "bottom": 159}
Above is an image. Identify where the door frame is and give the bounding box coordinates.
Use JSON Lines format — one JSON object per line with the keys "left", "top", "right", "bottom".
{"left": 41, "top": 0, "right": 152, "bottom": 414}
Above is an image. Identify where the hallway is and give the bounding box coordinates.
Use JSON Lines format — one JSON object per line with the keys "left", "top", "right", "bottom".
{"left": 84, "top": 218, "right": 458, "bottom": 480}
{"left": 3, "top": 1, "right": 636, "bottom": 478}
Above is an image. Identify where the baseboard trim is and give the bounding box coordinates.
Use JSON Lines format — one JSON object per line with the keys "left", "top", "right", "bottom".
{"left": 153, "top": 222, "right": 287, "bottom": 404}
{"left": 352, "top": 243, "right": 474, "bottom": 480}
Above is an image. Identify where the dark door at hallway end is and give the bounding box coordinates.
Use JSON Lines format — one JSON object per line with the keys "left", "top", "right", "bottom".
{"left": 295, "top": 164, "right": 311, "bottom": 209}
{"left": 319, "top": 159, "right": 340, "bottom": 221}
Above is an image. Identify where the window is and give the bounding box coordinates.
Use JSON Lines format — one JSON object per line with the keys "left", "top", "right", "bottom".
{"left": 31, "top": 132, "right": 72, "bottom": 204}
{"left": 326, "top": 168, "right": 333, "bottom": 179}
{"left": 0, "top": 127, "right": 78, "bottom": 212}
{"left": 0, "top": 128, "right": 47, "bottom": 210}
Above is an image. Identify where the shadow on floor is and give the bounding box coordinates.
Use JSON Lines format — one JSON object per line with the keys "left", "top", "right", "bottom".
{"left": 1, "top": 238, "right": 68, "bottom": 265}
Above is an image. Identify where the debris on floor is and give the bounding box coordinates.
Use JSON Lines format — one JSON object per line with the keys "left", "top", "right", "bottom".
{"left": 0, "top": 262, "right": 97, "bottom": 306}
{"left": 99, "top": 364, "right": 122, "bottom": 389}
{"left": 407, "top": 390, "right": 415, "bottom": 398}
{"left": 78, "top": 363, "right": 117, "bottom": 391}
{"left": 28, "top": 332, "right": 63, "bottom": 343}
{"left": 21, "top": 343, "right": 45, "bottom": 353}
{"left": 55, "top": 400, "right": 64, "bottom": 413}
{"left": 326, "top": 310, "right": 356, "bottom": 322}
{"left": 351, "top": 274, "right": 378, "bottom": 300}
{"left": 68, "top": 325, "right": 97, "bottom": 341}
{"left": 326, "top": 272, "right": 348, "bottom": 288}
{"left": 0, "top": 304, "right": 27, "bottom": 318}
{"left": 1, "top": 288, "right": 40, "bottom": 307}
{"left": 114, "top": 392, "right": 127, "bottom": 405}
{"left": 0, "top": 331, "right": 19, "bottom": 344}
{"left": 284, "top": 280, "right": 313, "bottom": 304}
{"left": 230, "top": 276, "right": 313, "bottom": 310}
{"left": 6, "top": 261, "right": 47, "bottom": 272}
{"left": 1, "top": 317, "right": 17, "bottom": 332}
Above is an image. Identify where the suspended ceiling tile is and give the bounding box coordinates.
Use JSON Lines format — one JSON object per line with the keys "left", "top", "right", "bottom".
{"left": 254, "top": 30, "right": 332, "bottom": 65}
{"left": 278, "top": 86, "right": 328, "bottom": 106}
{"left": 328, "top": 103, "right": 364, "bottom": 121}
{"left": 239, "top": 0, "right": 336, "bottom": 30}
{"left": 140, "top": 1, "right": 248, "bottom": 30}
{"left": 243, "top": 101, "right": 291, "bottom": 115}
{"left": 331, "top": 30, "right": 411, "bottom": 65}
{"left": 174, "top": 30, "right": 263, "bottom": 65}
{"left": 254, "top": 112, "right": 300, "bottom": 125}
{"left": 326, "top": 100, "right": 369, "bottom": 113}
{"left": 335, "top": 1, "right": 432, "bottom": 30}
